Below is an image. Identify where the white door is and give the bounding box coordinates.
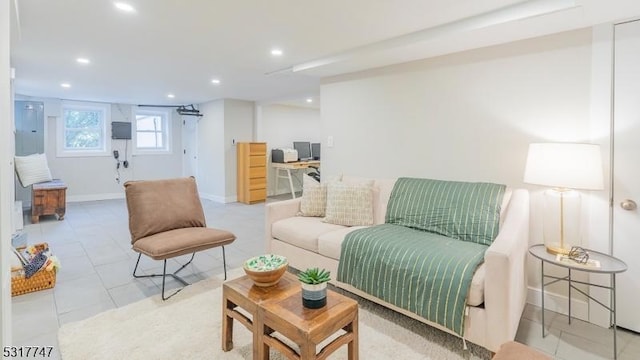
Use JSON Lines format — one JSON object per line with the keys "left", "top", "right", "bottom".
{"left": 612, "top": 19, "right": 640, "bottom": 333}
{"left": 182, "top": 116, "right": 198, "bottom": 178}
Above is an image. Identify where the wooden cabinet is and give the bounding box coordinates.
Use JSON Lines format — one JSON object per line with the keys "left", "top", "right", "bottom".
{"left": 237, "top": 142, "right": 267, "bottom": 204}
{"left": 31, "top": 179, "right": 67, "bottom": 223}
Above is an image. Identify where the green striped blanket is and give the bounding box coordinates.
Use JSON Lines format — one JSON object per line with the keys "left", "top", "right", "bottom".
{"left": 337, "top": 224, "right": 487, "bottom": 336}
{"left": 386, "top": 178, "right": 505, "bottom": 246}
{"left": 337, "top": 178, "right": 505, "bottom": 336}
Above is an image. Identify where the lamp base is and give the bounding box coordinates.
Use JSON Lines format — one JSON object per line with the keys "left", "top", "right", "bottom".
{"left": 545, "top": 244, "right": 570, "bottom": 255}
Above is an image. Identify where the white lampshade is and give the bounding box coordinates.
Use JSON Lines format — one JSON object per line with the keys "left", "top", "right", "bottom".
{"left": 523, "top": 143, "right": 604, "bottom": 190}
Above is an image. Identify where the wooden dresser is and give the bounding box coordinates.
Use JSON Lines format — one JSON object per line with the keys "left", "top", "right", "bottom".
{"left": 237, "top": 142, "right": 267, "bottom": 204}
{"left": 31, "top": 179, "right": 67, "bottom": 223}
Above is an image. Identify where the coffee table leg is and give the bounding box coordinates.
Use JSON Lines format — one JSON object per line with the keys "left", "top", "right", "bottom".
{"left": 300, "top": 340, "right": 316, "bottom": 359}
{"left": 255, "top": 311, "right": 268, "bottom": 360}
{"left": 348, "top": 310, "right": 359, "bottom": 360}
{"left": 222, "top": 297, "right": 234, "bottom": 351}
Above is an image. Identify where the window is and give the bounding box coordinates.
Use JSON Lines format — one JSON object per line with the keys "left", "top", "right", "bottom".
{"left": 57, "top": 101, "right": 111, "bottom": 157}
{"left": 133, "top": 108, "right": 171, "bottom": 154}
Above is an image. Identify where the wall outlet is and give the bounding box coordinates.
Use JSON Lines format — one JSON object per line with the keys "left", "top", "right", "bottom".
{"left": 327, "top": 136, "right": 334, "bottom": 148}
{"left": 232, "top": 139, "right": 236, "bottom": 146}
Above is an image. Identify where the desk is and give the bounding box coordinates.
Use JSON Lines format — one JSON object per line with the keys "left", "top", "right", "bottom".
{"left": 529, "top": 244, "right": 627, "bottom": 359}
{"left": 271, "top": 161, "right": 320, "bottom": 199}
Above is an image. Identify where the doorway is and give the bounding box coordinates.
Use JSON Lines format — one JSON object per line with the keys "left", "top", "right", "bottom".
{"left": 14, "top": 101, "right": 45, "bottom": 208}
{"left": 612, "top": 19, "right": 640, "bottom": 333}
{"left": 182, "top": 116, "right": 198, "bottom": 178}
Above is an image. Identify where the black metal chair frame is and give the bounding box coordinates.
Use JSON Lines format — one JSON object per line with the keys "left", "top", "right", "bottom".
{"left": 132, "top": 246, "right": 227, "bottom": 300}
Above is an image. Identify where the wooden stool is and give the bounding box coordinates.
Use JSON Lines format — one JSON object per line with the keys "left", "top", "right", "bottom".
{"left": 259, "top": 290, "right": 358, "bottom": 360}
{"left": 222, "top": 273, "right": 300, "bottom": 357}
{"left": 31, "top": 179, "right": 67, "bottom": 224}
{"left": 493, "top": 341, "right": 551, "bottom": 360}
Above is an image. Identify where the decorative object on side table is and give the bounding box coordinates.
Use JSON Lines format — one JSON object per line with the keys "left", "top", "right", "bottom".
{"left": 243, "top": 254, "right": 288, "bottom": 287}
{"left": 298, "top": 267, "right": 330, "bottom": 309}
{"left": 523, "top": 143, "right": 604, "bottom": 254}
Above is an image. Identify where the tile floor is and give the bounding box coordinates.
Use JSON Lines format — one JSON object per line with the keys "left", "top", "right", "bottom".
{"left": 10, "top": 196, "right": 640, "bottom": 360}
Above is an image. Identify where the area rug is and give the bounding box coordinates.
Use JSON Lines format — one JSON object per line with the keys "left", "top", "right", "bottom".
{"left": 58, "top": 270, "right": 491, "bottom": 360}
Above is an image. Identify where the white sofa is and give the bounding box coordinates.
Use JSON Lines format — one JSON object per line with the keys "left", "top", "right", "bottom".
{"left": 265, "top": 176, "right": 529, "bottom": 352}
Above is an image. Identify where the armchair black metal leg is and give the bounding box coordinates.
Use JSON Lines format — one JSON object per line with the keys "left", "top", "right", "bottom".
{"left": 132, "top": 252, "right": 196, "bottom": 300}
{"left": 160, "top": 260, "right": 182, "bottom": 301}
{"left": 222, "top": 246, "right": 227, "bottom": 280}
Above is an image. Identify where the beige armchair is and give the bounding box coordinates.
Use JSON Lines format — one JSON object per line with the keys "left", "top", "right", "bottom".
{"left": 124, "top": 177, "right": 236, "bottom": 300}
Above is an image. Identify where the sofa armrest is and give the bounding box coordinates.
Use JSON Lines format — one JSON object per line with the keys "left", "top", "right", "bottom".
{"left": 483, "top": 189, "right": 530, "bottom": 352}
{"left": 264, "top": 198, "right": 302, "bottom": 251}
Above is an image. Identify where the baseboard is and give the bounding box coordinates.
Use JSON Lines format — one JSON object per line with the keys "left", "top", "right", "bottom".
{"left": 67, "top": 192, "right": 237, "bottom": 204}
{"left": 199, "top": 193, "right": 237, "bottom": 203}
{"left": 527, "top": 286, "right": 589, "bottom": 322}
{"left": 67, "top": 193, "right": 124, "bottom": 203}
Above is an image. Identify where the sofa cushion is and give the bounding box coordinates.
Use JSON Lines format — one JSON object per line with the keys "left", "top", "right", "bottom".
{"left": 373, "top": 179, "right": 397, "bottom": 224}
{"left": 323, "top": 181, "right": 375, "bottom": 226}
{"left": 299, "top": 176, "right": 326, "bottom": 217}
{"left": 386, "top": 178, "right": 506, "bottom": 246}
{"left": 317, "top": 226, "right": 368, "bottom": 260}
{"left": 272, "top": 216, "right": 346, "bottom": 252}
{"left": 468, "top": 263, "right": 485, "bottom": 307}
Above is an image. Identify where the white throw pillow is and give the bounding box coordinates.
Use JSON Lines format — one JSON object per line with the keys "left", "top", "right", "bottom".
{"left": 14, "top": 153, "right": 52, "bottom": 187}
{"left": 323, "top": 180, "right": 374, "bottom": 226}
{"left": 299, "top": 176, "right": 326, "bottom": 217}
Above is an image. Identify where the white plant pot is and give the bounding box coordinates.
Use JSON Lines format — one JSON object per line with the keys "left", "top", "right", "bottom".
{"left": 301, "top": 282, "right": 327, "bottom": 309}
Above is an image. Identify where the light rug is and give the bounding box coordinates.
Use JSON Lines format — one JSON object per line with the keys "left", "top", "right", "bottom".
{"left": 58, "top": 270, "right": 491, "bottom": 360}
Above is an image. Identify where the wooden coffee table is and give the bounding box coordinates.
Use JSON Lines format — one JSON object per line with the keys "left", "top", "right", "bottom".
{"left": 259, "top": 289, "right": 359, "bottom": 360}
{"left": 222, "top": 272, "right": 300, "bottom": 357}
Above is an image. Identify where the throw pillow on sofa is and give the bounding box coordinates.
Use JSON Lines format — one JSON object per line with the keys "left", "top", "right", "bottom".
{"left": 323, "top": 180, "right": 374, "bottom": 226}
{"left": 299, "top": 175, "right": 326, "bottom": 217}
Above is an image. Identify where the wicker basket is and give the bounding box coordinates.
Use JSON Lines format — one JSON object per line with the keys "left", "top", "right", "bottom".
{"left": 11, "top": 243, "right": 57, "bottom": 297}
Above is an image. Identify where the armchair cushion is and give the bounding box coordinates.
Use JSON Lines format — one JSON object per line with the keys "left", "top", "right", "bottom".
{"left": 125, "top": 177, "right": 206, "bottom": 244}
{"left": 133, "top": 227, "right": 235, "bottom": 260}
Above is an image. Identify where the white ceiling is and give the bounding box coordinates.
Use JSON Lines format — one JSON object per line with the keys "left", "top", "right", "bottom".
{"left": 9, "top": 0, "right": 640, "bottom": 107}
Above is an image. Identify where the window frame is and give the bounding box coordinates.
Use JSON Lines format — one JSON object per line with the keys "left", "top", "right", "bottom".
{"left": 56, "top": 101, "right": 111, "bottom": 157}
{"left": 132, "top": 107, "right": 172, "bottom": 155}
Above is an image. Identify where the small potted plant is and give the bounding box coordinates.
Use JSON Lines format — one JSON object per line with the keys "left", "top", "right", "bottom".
{"left": 298, "top": 267, "right": 331, "bottom": 309}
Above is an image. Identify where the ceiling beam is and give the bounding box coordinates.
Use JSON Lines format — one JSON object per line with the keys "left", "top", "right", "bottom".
{"left": 290, "top": 0, "right": 578, "bottom": 73}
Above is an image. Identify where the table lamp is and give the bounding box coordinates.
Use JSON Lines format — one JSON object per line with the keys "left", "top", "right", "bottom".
{"left": 523, "top": 143, "right": 604, "bottom": 254}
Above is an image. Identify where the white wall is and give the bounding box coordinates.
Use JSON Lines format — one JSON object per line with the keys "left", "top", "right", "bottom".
{"left": 32, "top": 101, "right": 183, "bottom": 202}
{"left": 0, "top": 0, "right": 12, "bottom": 346}
{"left": 224, "top": 99, "right": 254, "bottom": 200}
{"left": 197, "top": 99, "right": 254, "bottom": 202}
{"left": 197, "top": 100, "right": 225, "bottom": 200}
{"left": 321, "top": 29, "right": 604, "bottom": 321}
{"left": 257, "top": 104, "right": 321, "bottom": 195}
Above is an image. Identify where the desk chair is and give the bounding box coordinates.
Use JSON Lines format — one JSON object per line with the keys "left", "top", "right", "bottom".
{"left": 124, "top": 177, "right": 236, "bottom": 300}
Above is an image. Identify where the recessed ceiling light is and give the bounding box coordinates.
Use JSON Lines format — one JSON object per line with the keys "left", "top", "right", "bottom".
{"left": 167, "top": 94, "right": 175, "bottom": 99}
{"left": 114, "top": 2, "right": 136, "bottom": 13}
{"left": 60, "top": 83, "right": 71, "bottom": 88}
{"left": 306, "top": 98, "right": 313, "bottom": 103}
{"left": 270, "top": 48, "right": 283, "bottom": 56}
{"left": 76, "top": 58, "right": 90, "bottom": 64}
{"left": 211, "top": 79, "right": 221, "bottom": 85}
